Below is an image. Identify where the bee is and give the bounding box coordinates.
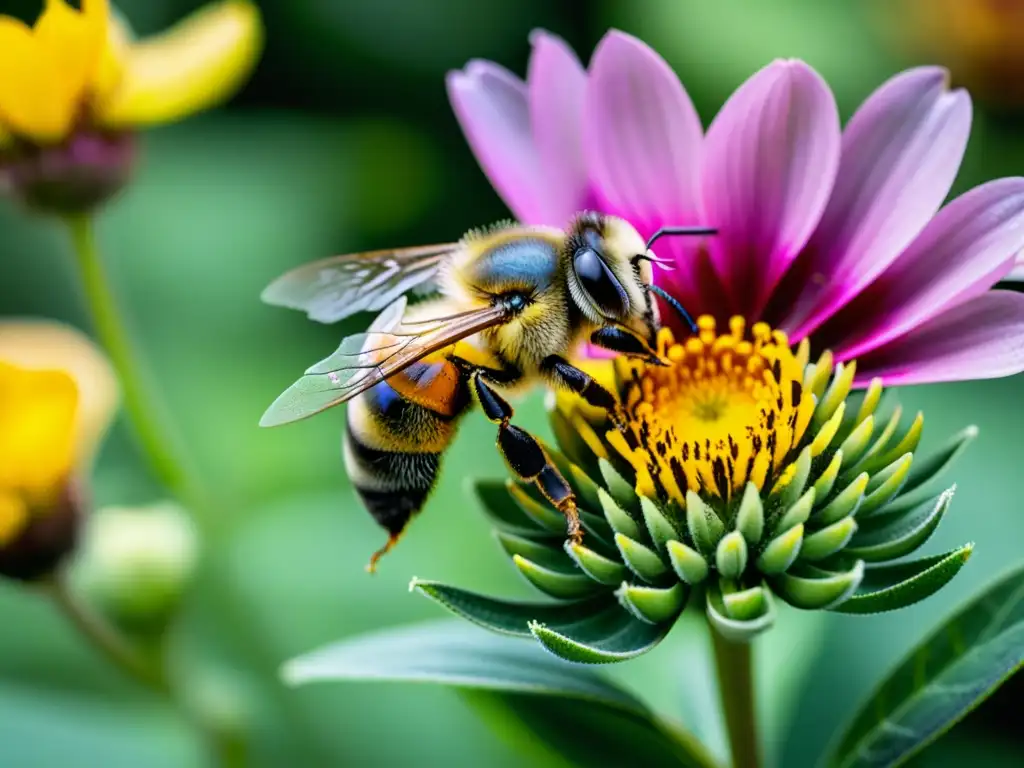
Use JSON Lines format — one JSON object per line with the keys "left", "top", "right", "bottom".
{"left": 260, "top": 212, "right": 715, "bottom": 570}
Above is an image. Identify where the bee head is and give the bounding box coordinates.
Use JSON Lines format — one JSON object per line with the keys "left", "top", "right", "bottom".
{"left": 565, "top": 213, "right": 715, "bottom": 350}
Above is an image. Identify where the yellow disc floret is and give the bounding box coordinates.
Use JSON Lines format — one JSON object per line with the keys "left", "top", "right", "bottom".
{"left": 608, "top": 316, "right": 816, "bottom": 504}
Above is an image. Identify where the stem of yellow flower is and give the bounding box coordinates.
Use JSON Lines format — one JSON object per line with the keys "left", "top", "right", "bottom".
{"left": 45, "top": 571, "right": 169, "bottom": 693}
{"left": 711, "top": 628, "right": 760, "bottom": 768}
{"left": 65, "top": 214, "right": 202, "bottom": 506}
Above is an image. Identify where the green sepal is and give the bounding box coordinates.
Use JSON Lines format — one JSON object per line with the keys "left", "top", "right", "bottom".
{"left": 686, "top": 491, "right": 725, "bottom": 555}
{"left": 857, "top": 453, "right": 913, "bottom": 518}
{"left": 413, "top": 580, "right": 674, "bottom": 665}
{"left": 565, "top": 541, "right": 627, "bottom": 586}
{"left": 773, "top": 488, "right": 815, "bottom": 535}
{"left": 772, "top": 560, "right": 864, "bottom": 610}
{"left": 548, "top": 407, "right": 600, "bottom": 475}
{"left": 723, "top": 584, "right": 772, "bottom": 623}
{"left": 813, "top": 360, "right": 856, "bottom": 430}
{"left": 800, "top": 516, "right": 858, "bottom": 562}
{"left": 815, "top": 473, "right": 867, "bottom": 526}
{"left": 848, "top": 406, "right": 902, "bottom": 475}
{"left": 812, "top": 450, "right": 843, "bottom": 502}
{"left": 666, "top": 540, "right": 709, "bottom": 585}
{"left": 640, "top": 496, "right": 679, "bottom": 554}
{"left": 544, "top": 444, "right": 602, "bottom": 513}
{"left": 615, "top": 582, "right": 688, "bottom": 625}
{"left": 832, "top": 544, "right": 973, "bottom": 615}
{"left": 569, "top": 463, "right": 606, "bottom": 518}
{"left": 706, "top": 583, "right": 776, "bottom": 642}
{"left": 845, "top": 486, "right": 954, "bottom": 562}
{"left": 507, "top": 480, "right": 565, "bottom": 533}
{"left": 715, "top": 531, "right": 748, "bottom": 580}
{"left": 899, "top": 424, "right": 977, "bottom": 499}
{"left": 839, "top": 416, "right": 874, "bottom": 469}
{"left": 756, "top": 523, "right": 804, "bottom": 575}
{"left": 512, "top": 554, "right": 604, "bottom": 600}
{"left": 776, "top": 446, "right": 812, "bottom": 508}
{"left": 613, "top": 533, "right": 669, "bottom": 583}
{"left": 412, "top": 580, "right": 615, "bottom": 637}
{"left": 735, "top": 482, "right": 764, "bottom": 545}
{"left": 471, "top": 479, "right": 549, "bottom": 535}
{"left": 600, "top": 459, "right": 641, "bottom": 516}
{"left": 860, "top": 411, "right": 923, "bottom": 476}
{"left": 598, "top": 487, "right": 642, "bottom": 541}
{"left": 496, "top": 530, "right": 564, "bottom": 564}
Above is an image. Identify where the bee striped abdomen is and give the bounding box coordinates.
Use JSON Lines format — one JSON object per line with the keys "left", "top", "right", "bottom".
{"left": 344, "top": 359, "right": 470, "bottom": 567}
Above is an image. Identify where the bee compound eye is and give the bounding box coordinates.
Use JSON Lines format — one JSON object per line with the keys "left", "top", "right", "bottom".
{"left": 573, "top": 247, "right": 628, "bottom": 317}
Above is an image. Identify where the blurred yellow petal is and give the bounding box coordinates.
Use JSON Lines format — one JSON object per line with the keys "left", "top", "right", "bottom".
{"left": 91, "top": 5, "right": 134, "bottom": 103}
{"left": 0, "top": 363, "right": 78, "bottom": 494}
{"left": 0, "top": 17, "right": 72, "bottom": 141}
{"left": 0, "top": 493, "right": 29, "bottom": 546}
{"left": 0, "top": 320, "right": 118, "bottom": 471}
{"left": 98, "top": 0, "right": 262, "bottom": 128}
{"left": 34, "top": 0, "right": 110, "bottom": 115}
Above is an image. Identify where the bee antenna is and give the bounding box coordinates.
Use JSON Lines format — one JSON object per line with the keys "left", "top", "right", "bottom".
{"left": 645, "top": 226, "right": 717, "bottom": 251}
{"left": 646, "top": 284, "right": 698, "bottom": 333}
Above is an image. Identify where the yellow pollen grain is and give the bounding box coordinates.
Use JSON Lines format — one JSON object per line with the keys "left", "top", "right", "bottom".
{"left": 612, "top": 315, "right": 818, "bottom": 506}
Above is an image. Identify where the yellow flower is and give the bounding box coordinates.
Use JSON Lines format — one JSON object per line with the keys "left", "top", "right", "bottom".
{"left": 0, "top": 320, "right": 117, "bottom": 580}
{"left": 0, "top": 0, "right": 262, "bottom": 146}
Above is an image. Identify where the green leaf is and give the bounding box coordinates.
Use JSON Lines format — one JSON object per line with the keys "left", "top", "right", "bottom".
{"left": 284, "top": 619, "right": 639, "bottom": 703}
{"left": 826, "top": 561, "right": 1024, "bottom": 768}
{"left": 285, "top": 618, "right": 718, "bottom": 765}
{"left": 831, "top": 545, "right": 973, "bottom": 615}
{"left": 462, "top": 690, "right": 721, "bottom": 768}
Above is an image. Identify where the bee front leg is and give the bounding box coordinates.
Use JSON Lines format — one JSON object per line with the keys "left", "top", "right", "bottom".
{"left": 541, "top": 355, "right": 625, "bottom": 430}
{"left": 471, "top": 372, "right": 582, "bottom": 542}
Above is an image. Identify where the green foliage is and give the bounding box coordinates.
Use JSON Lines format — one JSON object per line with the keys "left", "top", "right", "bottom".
{"left": 827, "top": 563, "right": 1024, "bottom": 767}
{"left": 284, "top": 620, "right": 720, "bottom": 768}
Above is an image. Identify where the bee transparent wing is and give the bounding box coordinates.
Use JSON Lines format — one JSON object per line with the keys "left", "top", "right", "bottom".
{"left": 261, "top": 243, "right": 457, "bottom": 324}
{"left": 260, "top": 298, "right": 510, "bottom": 427}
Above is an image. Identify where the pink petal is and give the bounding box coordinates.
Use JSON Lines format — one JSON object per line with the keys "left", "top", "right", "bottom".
{"left": 1007, "top": 255, "right": 1024, "bottom": 281}
{"left": 527, "top": 31, "right": 590, "bottom": 227}
{"left": 854, "top": 291, "right": 1024, "bottom": 385}
{"left": 830, "top": 177, "right": 1024, "bottom": 360}
{"left": 701, "top": 59, "right": 840, "bottom": 317}
{"left": 783, "top": 67, "right": 972, "bottom": 339}
{"left": 584, "top": 30, "right": 706, "bottom": 305}
{"left": 447, "top": 61, "right": 545, "bottom": 223}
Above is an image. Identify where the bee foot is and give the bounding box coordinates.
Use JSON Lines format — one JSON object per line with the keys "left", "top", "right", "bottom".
{"left": 365, "top": 533, "right": 401, "bottom": 574}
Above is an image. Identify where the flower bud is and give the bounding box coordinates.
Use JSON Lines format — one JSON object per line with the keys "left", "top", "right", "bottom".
{"left": 1, "top": 130, "right": 136, "bottom": 215}
{"left": 0, "top": 481, "right": 83, "bottom": 581}
{"left": 74, "top": 501, "right": 198, "bottom": 634}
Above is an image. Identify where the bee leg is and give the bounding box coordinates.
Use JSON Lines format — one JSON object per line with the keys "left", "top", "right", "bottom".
{"left": 472, "top": 372, "right": 582, "bottom": 542}
{"left": 541, "top": 355, "right": 625, "bottom": 430}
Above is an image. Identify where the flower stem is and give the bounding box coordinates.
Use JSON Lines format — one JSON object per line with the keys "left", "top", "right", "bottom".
{"left": 710, "top": 629, "right": 760, "bottom": 768}
{"left": 65, "top": 214, "right": 200, "bottom": 505}
{"left": 45, "top": 571, "right": 169, "bottom": 694}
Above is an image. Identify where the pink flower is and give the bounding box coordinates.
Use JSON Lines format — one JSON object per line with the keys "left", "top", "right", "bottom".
{"left": 447, "top": 30, "right": 1024, "bottom": 385}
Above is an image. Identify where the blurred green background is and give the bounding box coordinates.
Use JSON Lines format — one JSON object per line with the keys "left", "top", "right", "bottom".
{"left": 1, "top": 0, "right": 1023, "bottom": 765}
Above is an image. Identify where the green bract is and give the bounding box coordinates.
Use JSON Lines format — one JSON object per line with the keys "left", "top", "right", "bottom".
{"left": 417, "top": 331, "right": 976, "bottom": 662}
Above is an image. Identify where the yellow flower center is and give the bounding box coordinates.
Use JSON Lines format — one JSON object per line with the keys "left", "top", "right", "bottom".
{"left": 609, "top": 316, "right": 816, "bottom": 505}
